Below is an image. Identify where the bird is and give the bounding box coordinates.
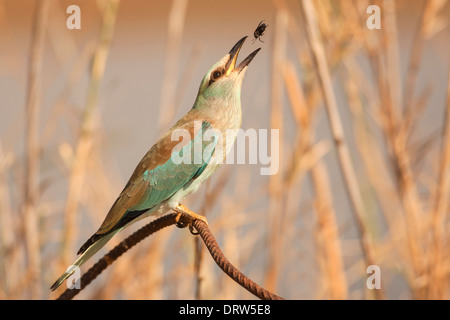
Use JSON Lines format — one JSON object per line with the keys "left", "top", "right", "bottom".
{"left": 51, "top": 36, "right": 261, "bottom": 291}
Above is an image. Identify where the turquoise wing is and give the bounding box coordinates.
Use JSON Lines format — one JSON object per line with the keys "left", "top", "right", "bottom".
{"left": 128, "top": 121, "right": 218, "bottom": 211}
{"left": 114, "top": 121, "right": 218, "bottom": 228}
{"left": 77, "top": 121, "right": 218, "bottom": 255}
{"left": 53, "top": 121, "right": 219, "bottom": 289}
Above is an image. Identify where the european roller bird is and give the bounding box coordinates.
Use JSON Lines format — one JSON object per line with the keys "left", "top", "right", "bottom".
{"left": 51, "top": 36, "right": 260, "bottom": 290}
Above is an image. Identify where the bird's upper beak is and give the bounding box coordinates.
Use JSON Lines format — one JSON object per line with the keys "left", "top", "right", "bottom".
{"left": 225, "top": 36, "right": 261, "bottom": 76}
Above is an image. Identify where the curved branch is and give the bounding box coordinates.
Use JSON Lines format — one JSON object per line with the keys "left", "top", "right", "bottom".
{"left": 191, "top": 219, "right": 284, "bottom": 300}
{"left": 55, "top": 212, "right": 284, "bottom": 300}
{"left": 55, "top": 214, "right": 175, "bottom": 300}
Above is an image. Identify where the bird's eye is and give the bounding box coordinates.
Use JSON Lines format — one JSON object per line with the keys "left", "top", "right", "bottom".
{"left": 212, "top": 70, "right": 223, "bottom": 80}
{"left": 208, "top": 69, "right": 224, "bottom": 85}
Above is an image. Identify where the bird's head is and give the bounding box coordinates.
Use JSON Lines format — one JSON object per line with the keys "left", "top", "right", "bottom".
{"left": 194, "top": 36, "right": 260, "bottom": 109}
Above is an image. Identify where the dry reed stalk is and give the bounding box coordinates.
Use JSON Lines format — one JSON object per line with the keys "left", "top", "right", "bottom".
{"left": 393, "top": 130, "right": 440, "bottom": 297}
{"left": 194, "top": 179, "right": 214, "bottom": 299}
{"left": 377, "top": 10, "right": 429, "bottom": 298}
{"left": 219, "top": 198, "right": 241, "bottom": 299}
{"left": 353, "top": 0, "right": 421, "bottom": 297}
{"left": 283, "top": 61, "right": 348, "bottom": 299}
{"left": 383, "top": 0, "right": 403, "bottom": 117}
{"left": 193, "top": 228, "right": 204, "bottom": 299}
{"left": 0, "top": 144, "right": 17, "bottom": 296}
{"left": 23, "top": 0, "right": 50, "bottom": 298}
{"left": 60, "top": 0, "right": 120, "bottom": 268}
{"left": 229, "top": 169, "right": 264, "bottom": 299}
{"left": 341, "top": 63, "right": 400, "bottom": 233}
{"left": 341, "top": 62, "right": 415, "bottom": 299}
{"left": 300, "top": 0, "right": 384, "bottom": 299}
{"left": 78, "top": 217, "right": 169, "bottom": 299}
{"left": 125, "top": 233, "right": 170, "bottom": 299}
{"left": 273, "top": 0, "right": 304, "bottom": 64}
{"left": 41, "top": 42, "right": 95, "bottom": 149}
{"left": 281, "top": 60, "right": 313, "bottom": 187}
{"left": 353, "top": 0, "right": 450, "bottom": 298}
{"left": 427, "top": 66, "right": 450, "bottom": 299}
{"left": 353, "top": 0, "right": 447, "bottom": 298}
{"left": 403, "top": 0, "right": 447, "bottom": 120}
{"left": 157, "top": 0, "right": 188, "bottom": 132}
{"left": 311, "top": 161, "right": 348, "bottom": 299}
{"left": 263, "top": 7, "right": 287, "bottom": 293}
{"left": 393, "top": 4, "right": 448, "bottom": 289}
{"left": 204, "top": 168, "right": 261, "bottom": 299}
{"left": 402, "top": 85, "right": 434, "bottom": 155}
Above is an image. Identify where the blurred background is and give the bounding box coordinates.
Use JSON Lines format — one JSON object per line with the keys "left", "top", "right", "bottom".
{"left": 0, "top": 0, "right": 449, "bottom": 299}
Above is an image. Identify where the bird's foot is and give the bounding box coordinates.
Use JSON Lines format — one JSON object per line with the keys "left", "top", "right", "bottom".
{"left": 174, "top": 204, "right": 208, "bottom": 235}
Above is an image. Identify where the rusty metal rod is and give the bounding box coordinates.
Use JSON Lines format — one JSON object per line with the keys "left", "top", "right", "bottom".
{"left": 191, "top": 218, "right": 284, "bottom": 300}
{"left": 56, "top": 212, "right": 284, "bottom": 300}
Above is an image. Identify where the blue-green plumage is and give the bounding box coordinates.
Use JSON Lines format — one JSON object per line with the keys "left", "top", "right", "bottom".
{"left": 51, "top": 36, "right": 260, "bottom": 291}
{"left": 77, "top": 121, "right": 217, "bottom": 254}
{"left": 124, "top": 122, "right": 217, "bottom": 219}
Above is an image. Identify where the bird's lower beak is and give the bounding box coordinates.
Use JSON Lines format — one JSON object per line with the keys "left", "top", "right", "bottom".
{"left": 235, "top": 47, "right": 261, "bottom": 74}
{"left": 226, "top": 36, "right": 261, "bottom": 76}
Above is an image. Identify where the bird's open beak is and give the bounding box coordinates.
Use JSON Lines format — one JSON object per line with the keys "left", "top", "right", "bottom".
{"left": 225, "top": 36, "right": 261, "bottom": 76}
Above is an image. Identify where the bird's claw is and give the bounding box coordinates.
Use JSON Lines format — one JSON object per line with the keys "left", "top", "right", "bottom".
{"left": 175, "top": 221, "right": 187, "bottom": 229}
{"left": 175, "top": 215, "right": 200, "bottom": 235}
{"left": 189, "top": 224, "right": 200, "bottom": 235}
{"left": 174, "top": 204, "right": 207, "bottom": 236}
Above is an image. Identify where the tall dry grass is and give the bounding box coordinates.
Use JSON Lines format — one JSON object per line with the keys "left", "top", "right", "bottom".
{"left": 0, "top": 0, "right": 449, "bottom": 299}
